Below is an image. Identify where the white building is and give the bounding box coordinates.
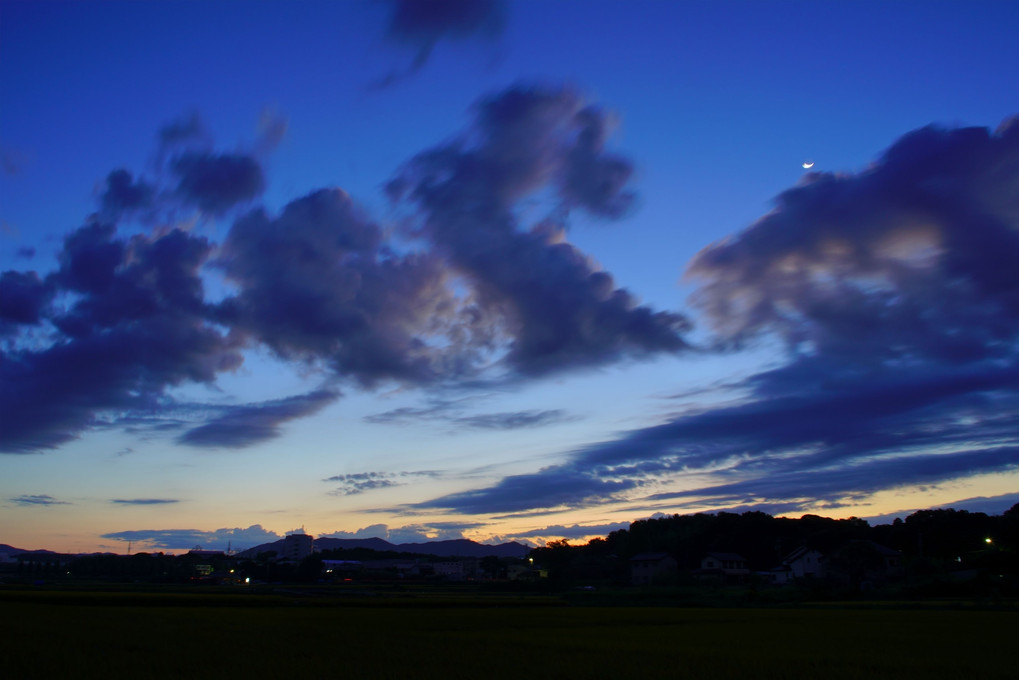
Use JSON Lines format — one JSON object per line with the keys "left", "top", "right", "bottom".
{"left": 282, "top": 532, "right": 314, "bottom": 562}
{"left": 783, "top": 546, "right": 826, "bottom": 579}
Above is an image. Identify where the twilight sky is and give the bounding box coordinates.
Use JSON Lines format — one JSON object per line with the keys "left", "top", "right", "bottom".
{"left": 3, "top": 0, "right": 1018, "bottom": 554}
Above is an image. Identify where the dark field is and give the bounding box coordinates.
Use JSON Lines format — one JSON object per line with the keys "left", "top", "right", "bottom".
{"left": 2, "top": 589, "right": 1016, "bottom": 679}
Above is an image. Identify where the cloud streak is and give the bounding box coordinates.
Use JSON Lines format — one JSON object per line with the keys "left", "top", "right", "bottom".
{"left": 454, "top": 409, "right": 576, "bottom": 430}
{"left": 110, "top": 498, "right": 180, "bottom": 505}
{"left": 178, "top": 389, "right": 340, "bottom": 449}
{"left": 365, "top": 398, "right": 577, "bottom": 431}
{"left": 10, "top": 494, "right": 70, "bottom": 506}
{"left": 323, "top": 470, "right": 439, "bottom": 496}
{"left": 101, "top": 525, "right": 281, "bottom": 551}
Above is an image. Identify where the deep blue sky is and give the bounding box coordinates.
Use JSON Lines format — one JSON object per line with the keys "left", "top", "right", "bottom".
{"left": 2, "top": 0, "right": 1018, "bottom": 553}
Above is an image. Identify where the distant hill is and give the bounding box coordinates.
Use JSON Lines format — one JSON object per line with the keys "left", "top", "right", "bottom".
{"left": 0, "top": 544, "right": 60, "bottom": 556}
{"left": 236, "top": 537, "right": 529, "bottom": 559}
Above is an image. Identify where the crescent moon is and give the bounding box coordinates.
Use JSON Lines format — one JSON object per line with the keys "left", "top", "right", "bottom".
{"left": 802, "top": 161, "right": 814, "bottom": 169}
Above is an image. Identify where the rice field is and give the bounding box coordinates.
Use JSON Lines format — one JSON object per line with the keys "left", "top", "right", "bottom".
{"left": 2, "top": 589, "right": 1015, "bottom": 679}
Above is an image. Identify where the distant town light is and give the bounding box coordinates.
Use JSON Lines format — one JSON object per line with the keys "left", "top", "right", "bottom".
{"left": 985, "top": 537, "right": 993, "bottom": 544}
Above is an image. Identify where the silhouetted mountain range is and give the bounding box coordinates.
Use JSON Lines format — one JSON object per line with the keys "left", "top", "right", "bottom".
{"left": 0, "top": 544, "right": 63, "bottom": 557}
{"left": 236, "top": 537, "right": 529, "bottom": 559}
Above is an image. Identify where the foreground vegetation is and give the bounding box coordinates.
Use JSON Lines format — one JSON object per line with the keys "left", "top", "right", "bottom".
{"left": 2, "top": 587, "right": 1016, "bottom": 679}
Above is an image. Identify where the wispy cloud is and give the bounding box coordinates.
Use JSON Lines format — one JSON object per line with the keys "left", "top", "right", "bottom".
{"left": 324, "top": 470, "right": 439, "bottom": 496}
{"left": 10, "top": 494, "right": 70, "bottom": 506}
{"left": 366, "top": 399, "right": 578, "bottom": 431}
{"left": 177, "top": 389, "right": 340, "bottom": 449}
{"left": 110, "top": 498, "right": 180, "bottom": 505}
{"left": 455, "top": 409, "right": 578, "bottom": 430}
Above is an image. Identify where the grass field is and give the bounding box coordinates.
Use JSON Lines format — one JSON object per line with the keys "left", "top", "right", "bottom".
{"left": 1, "top": 588, "right": 1015, "bottom": 679}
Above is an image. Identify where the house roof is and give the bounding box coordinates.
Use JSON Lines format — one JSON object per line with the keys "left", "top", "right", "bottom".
{"left": 870, "top": 542, "right": 900, "bottom": 556}
{"left": 782, "top": 546, "right": 821, "bottom": 563}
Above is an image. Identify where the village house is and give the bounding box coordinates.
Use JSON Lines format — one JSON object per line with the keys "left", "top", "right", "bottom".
{"left": 757, "top": 547, "right": 821, "bottom": 584}
{"left": 763, "top": 541, "right": 902, "bottom": 585}
{"left": 433, "top": 561, "right": 466, "bottom": 580}
{"left": 782, "top": 546, "right": 826, "bottom": 580}
{"left": 629, "top": 552, "right": 678, "bottom": 585}
{"left": 694, "top": 552, "right": 750, "bottom": 583}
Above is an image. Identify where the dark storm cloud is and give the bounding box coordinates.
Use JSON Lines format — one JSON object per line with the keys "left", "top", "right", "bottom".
{"left": 171, "top": 152, "right": 265, "bottom": 214}
{"left": 388, "top": 85, "right": 690, "bottom": 376}
{"left": 177, "top": 389, "right": 339, "bottom": 449}
{"left": 412, "top": 116, "right": 1019, "bottom": 516}
{"left": 386, "top": 0, "right": 504, "bottom": 51}
{"left": 4, "top": 114, "right": 419, "bottom": 454}
{"left": 0, "top": 119, "right": 271, "bottom": 454}
{"left": 15, "top": 247, "right": 36, "bottom": 259}
{"left": 559, "top": 107, "right": 636, "bottom": 218}
{"left": 3, "top": 90, "right": 693, "bottom": 454}
{"left": 216, "top": 188, "right": 480, "bottom": 386}
{"left": 1, "top": 220, "right": 242, "bottom": 453}
{"left": 0, "top": 270, "right": 52, "bottom": 330}
{"left": 687, "top": 117, "right": 1019, "bottom": 362}
{"left": 100, "top": 169, "right": 155, "bottom": 216}
{"left": 373, "top": 0, "right": 505, "bottom": 88}
{"left": 10, "top": 494, "right": 70, "bottom": 506}
{"left": 111, "top": 498, "right": 180, "bottom": 505}
{"left": 155, "top": 113, "right": 266, "bottom": 214}
{"left": 101, "top": 525, "right": 281, "bottom": 550}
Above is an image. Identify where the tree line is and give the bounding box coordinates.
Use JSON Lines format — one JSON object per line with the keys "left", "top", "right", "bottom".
{"left": 529, "top": 505, "right": 1019, "bottom": 588}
